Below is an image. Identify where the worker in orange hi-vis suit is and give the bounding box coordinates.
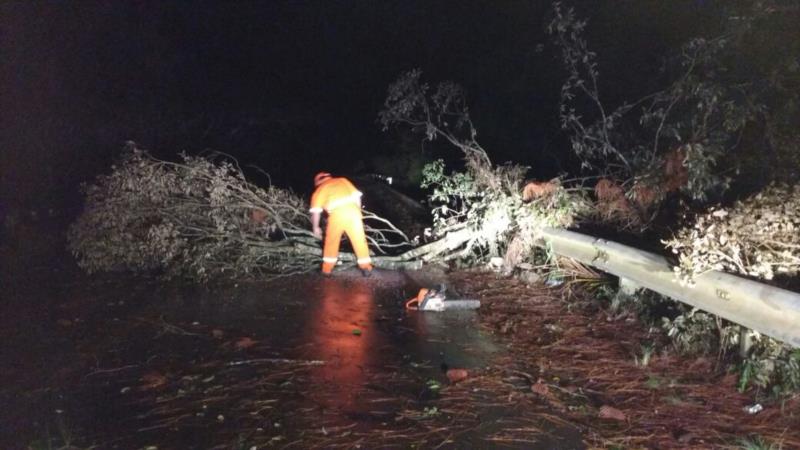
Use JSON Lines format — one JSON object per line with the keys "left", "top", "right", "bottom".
{"left": 309, "top": 172, "right": 373, "bottom": 277}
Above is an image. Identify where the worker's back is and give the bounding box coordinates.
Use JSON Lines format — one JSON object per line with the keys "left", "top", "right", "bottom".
{"left": 311, "top": 177, "right": 362, "bottom": 213}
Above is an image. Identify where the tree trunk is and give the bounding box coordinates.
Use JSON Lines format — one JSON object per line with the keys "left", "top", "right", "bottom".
{"left": 285, "top": 227, "right": 473, "bottom": 271}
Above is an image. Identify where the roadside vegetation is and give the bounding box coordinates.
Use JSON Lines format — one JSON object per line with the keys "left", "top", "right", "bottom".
{"left": 543, "top": 1, "right": 800, "bottom": 398}
{"left": 377, "top": 1, "right": 800, "bottom": 399}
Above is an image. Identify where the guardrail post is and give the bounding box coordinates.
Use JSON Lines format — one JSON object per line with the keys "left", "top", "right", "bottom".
{"left": 618, "top": 277, "right": 641, "bottom": 295}
{"left": 612, "top": 277, "right": 643, "bottom": 310}
{"left": 739, "top": 327, "right": 753, "bottom": 358}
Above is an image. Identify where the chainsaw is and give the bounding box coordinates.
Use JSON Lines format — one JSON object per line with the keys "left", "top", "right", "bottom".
{"left": 405, "top": 284, "right": 481, "bottom": 312}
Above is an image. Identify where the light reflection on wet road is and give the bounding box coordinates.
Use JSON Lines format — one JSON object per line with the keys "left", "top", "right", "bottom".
{"left": 1, "top": 267, "right": 583, "bottom": 449}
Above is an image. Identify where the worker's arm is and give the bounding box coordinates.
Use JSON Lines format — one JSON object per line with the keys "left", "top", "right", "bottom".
{"left": 309, "top": 188, "right": 325, "bottom": 240}
{"left": 311, "top": 210, "right": 323, "bottom": 239}
{"left": 353, "top": 186, "right": 363, "bottom": 208}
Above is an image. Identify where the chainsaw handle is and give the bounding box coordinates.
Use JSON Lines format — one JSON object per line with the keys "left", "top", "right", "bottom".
{"left": 405, "top": 288, "right": 430, "bottom": 310}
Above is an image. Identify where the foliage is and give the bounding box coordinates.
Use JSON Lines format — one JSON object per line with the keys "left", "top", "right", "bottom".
{"left": 380, "top": 70, "right": 588, "bottom": 265}
{"left": 738, "top": 337, "right": 800, "bottom": 396}
{"left": 737, "top": 435, "right": 783, "bottom": 450}
{"left": 379, "top": 69, "right": 490, "bottom": 175}
{"left": 421, "top": 159, "right": 581, "bottom": 260}
{"left": 548, "top": 3, "right": 634, "bottom": 176}
{"left": 68, "top": 143, "right": 410, "bottom": 281}
{"left": 657, "top": 301, "right": 800, "bottom": 396}
{"left": 546, "top": 0, "right": 800, "bottom": 395}
{"left": 421, "top": 406, "right": 440, "bottom": 419}
{"left": 547, "top": 1, "right": 800, "bottom": 212}
{"left": 664, "top": 183, "right": 800, "bottom": 285}
{"left": 661, "top": 306, "right": 736, "bottom": 356}
{"left": 68, "top": 143, "right": 314, "bottom": 280}
{"left": 634, "top": 343, "right": 655, "bottom": 368}
{"left": 610, "top": 287, "right": 679, "bottom": 325}
{"left": 606, "top": 284, "right": 800, "bottom": 396}
{"left": 425, "top": 379, "right": 442, "bottom": 392}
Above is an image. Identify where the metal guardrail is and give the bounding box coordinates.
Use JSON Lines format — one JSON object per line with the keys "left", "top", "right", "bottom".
{"left": 540, "top": 227, "right": 800, "bottom": 348}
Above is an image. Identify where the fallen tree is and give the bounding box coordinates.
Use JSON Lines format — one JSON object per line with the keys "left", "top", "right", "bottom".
{"left": 68, "top": 143, "right": 426, "bottom": 280}
{"left": 70, "top": 71, "right": 587, "bottom": 281}
{"left": 378, "top": 69, "right": 589, "bottom": 272}
{"left": 665, "top": 183, "right": 800, "bottom": 286}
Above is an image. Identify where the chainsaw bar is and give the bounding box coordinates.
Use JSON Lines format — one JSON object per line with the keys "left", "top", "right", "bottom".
{"left": 409, "top": 286, "right": 481, "bottom": 312}
{"left": 423, "top": 299, "right": 481, "bottom": 311}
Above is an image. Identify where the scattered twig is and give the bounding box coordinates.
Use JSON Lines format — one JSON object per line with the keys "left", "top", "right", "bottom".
{"left": 227, "top": 358, "right": 325, "bottom": 367}
{"left": 84, "top": 364, "right": 139, "bottom": 378}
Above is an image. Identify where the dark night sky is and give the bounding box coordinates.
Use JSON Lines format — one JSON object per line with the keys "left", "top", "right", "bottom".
{"left": 1, "top": 0, "right": 721, "bottom": 213}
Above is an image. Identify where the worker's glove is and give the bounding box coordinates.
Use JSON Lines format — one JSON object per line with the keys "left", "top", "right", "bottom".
{"left": 312, "top": 226, "right": 323, "bottom": 240}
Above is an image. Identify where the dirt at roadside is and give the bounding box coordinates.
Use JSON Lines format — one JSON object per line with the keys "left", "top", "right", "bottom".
{"left": 450, "top": 270, "right": 800, "bottom": 449}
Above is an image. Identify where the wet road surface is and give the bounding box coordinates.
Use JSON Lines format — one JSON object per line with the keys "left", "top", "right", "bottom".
{"left": 1, "top": 267, "right": 583, "bottom": 449}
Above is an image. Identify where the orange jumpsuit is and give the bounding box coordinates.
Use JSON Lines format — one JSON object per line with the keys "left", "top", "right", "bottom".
{"left": 309, "top": 177, "right": 373, "bottom": 274}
